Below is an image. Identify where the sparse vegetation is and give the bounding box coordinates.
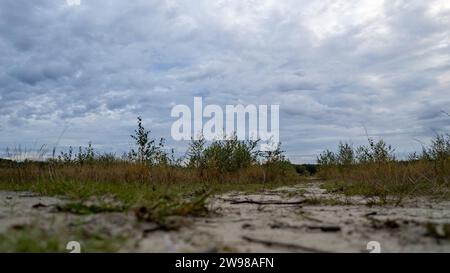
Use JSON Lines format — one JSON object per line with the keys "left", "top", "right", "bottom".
{"left": 0, "top": 117, "right": 297, "bottom": 187}
{"left": 128, "top": 116, "right": 169, "bottom": 165}
{"left": 0, "top": 117, "right": 301, "bottom": 252}
{"left": 317, "top": 135, "right": 450, "bottom": 199}
{"left": 2, "top": 115, "right": 449, "bottom": 252}
{"left": 425, "top": 222, "right": 450, "bottom": 240}
{"left": 56, "top": 202, "right": 127, "bottom": 215}
{"left": 134, "top": 193, "right": 210, "bottom": 229}
{"left": 0, "top": 224, "right": 129, "bottom": 253}
{"left": 0, "top": 117, "right": 299, "bottom": 215}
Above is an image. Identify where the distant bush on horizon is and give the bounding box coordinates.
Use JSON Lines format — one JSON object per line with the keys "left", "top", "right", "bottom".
{"left": 317, "top": 134, "right": 450, "bottom": 198}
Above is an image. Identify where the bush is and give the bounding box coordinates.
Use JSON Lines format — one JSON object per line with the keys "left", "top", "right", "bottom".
{"left": 317, "top": 134, "right": 450, "bottom": 198}
{"left": 356, "top": 138, "right": 395, "bottom": 164}
{"left": 318, "top": 138, "right": 395, "bottom": 168}
{"left": 294, "top": 164, "right": 318, "bottom": 176}
{"left": 421, "top": 134, "right": 450, "bottom": 161}
{"left": 187, "top": 134, "right": 260, "bottom": 173}
{"left": 129, "top": 117, "right": 167, "bottom": 165}
{"left": 0, "top": 117, "right": 299, "bottom": 186}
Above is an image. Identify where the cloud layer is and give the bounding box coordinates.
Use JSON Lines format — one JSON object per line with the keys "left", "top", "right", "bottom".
{"left": 0, "top": 0, "right": 449, "bottom": 162}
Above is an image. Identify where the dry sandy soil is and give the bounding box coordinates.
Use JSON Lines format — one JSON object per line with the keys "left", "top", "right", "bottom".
{"left": 1, "top": 182, "right": 450, "bottom": 253}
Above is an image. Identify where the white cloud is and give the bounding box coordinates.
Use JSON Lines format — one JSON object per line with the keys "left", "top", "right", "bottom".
{"left": 0, "top": 0, "right": 449, "bottom": 162}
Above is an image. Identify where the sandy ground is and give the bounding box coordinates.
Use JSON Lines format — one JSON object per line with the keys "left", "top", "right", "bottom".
{"left": 1, "top": 182, "right": 450, "bottom": 253}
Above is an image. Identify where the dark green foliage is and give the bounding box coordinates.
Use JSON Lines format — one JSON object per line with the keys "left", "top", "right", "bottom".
{"left": 356, "top": 138, "right": 395, "bottom": 163}
{"left": 129, "top": 116, "right": 167, "bottom": 165}
{"left": 0, "top": 158, "right": 19, "bottom": 168}
{"left": 318, "top": 138, "right": 395, "bottom": 167}
{"left": 293, "top": 164, "right": 318, "bottom": 176}
{"left": 337, "top": 142, "right": 355, "bottom": 166}
{"left": 186, "top": 133, "right": 290, "bottom": 174}
{"left": 202, "top": 135, "right": 260, "bottom": 172}
{"left": 317, "top": 149, "right": 336, "bottom": 166}
{"left": 77, "top": 142, "right": 95, "bottom": 164}
{"left": 421, "top": 134, "right": 450, "bottom": 161}
{"left": 56, "top": 202, "right": 127, "bottom": 215}
{"left": 57, "top": 143, "right": 95, "bottom": 164}
{"left": 187, "top": 134, "right": 207, "bottom": 169}
{"left": 261, "top": 142, "right": 285, "bottom": 164}
{"left": 419, "top": 134, "right": 450, "bottom": 181}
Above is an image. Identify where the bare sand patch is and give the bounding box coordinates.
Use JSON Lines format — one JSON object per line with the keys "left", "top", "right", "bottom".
{"left": 2, "top": 182, "right": 450, "bottom": 253}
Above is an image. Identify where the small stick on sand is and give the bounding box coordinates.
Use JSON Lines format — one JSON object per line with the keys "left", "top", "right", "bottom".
{"left": 242, "top": 236, "right": 329, "bottom": 253}
{"left": 227, "top": 199, "right": 305, "bottom": 205}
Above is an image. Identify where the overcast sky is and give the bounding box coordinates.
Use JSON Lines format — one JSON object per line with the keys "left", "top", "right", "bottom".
{"left": 0, "top": 0, "right": 449, "bottom": 162}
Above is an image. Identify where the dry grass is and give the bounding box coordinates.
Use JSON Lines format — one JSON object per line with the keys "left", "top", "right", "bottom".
{"left": 0, "top": 117, "right": 299, "bottom": 206}
{"left": 0, "top": 159, "right": 300, "bottom": 210}
{"left": 316, "top": 134, "right": 450, "bottom": 199}
{"left": 0, "top": 160, "right": 298, "bottom": 186}
{"left": 318, "top": 159, "right": 450, "bottom": 199}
